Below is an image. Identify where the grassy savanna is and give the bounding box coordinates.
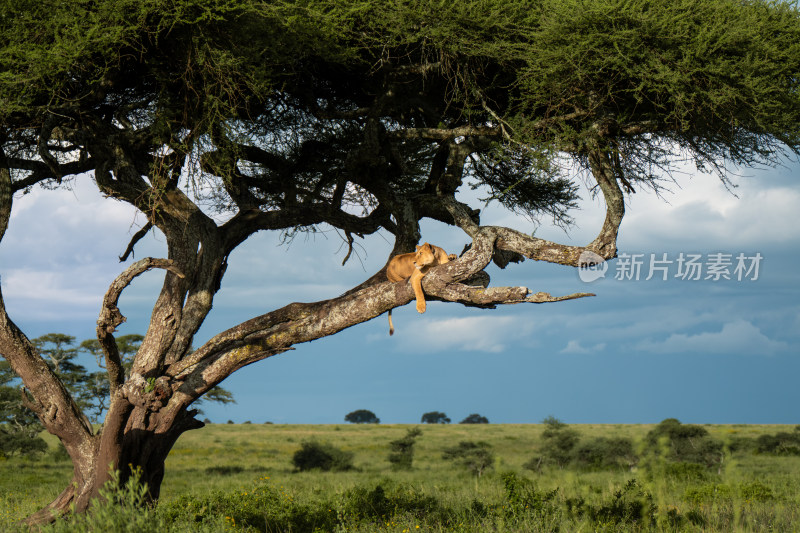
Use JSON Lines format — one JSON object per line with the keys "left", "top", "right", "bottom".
{"left": 1, "top": 423, "right": 799, "bottom": 531}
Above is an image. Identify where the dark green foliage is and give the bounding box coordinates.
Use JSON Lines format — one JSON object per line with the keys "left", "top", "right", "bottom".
{"left": 204, "top": 465, "right": 244, "bottom": 476}
{"left": 387, "top": 427, "right": 422, "bottom": 470}
{"left": 0, "top": 361, "right": 47, "bottom": 457}
{"left": 541, "top": 416, "right": 567, "bottom": 430}
{"left": 45, "top": 468, "right": 166, "bottom": 533}
{"left": 572, "top": 436, "right": 638, "bottom": 470}
{"left": 500, "top": 472, "right": 560, "bottom": 515}
{"left": 34, "top": 334, "right": 108, "bottom": 424}
{"left": 644, "top": 418, "right": 724, "bottom": 467}
{"left": 292, "top": 440, "right": 355, "bottom": 472}
{"left": 755, "top": 426, "right": 800, "bottom": 455}
{"left": 344, "top": 409, "right": 380, "bottom": 424}
{"left": 161, "top": 482, "right": 338, "bottom": 533}
{"left": 472, "top": 145, "right": 579, "bottom": 226}
{"left": 459, "top": 413, "right": 489, "bottom": 424}
{"left": 421, "top": 411, "right": 451, "bottom": 424}
{"left": 662, "top": 462, "right": 711, "bottom": 483}
{"left": 525, "top": 419, "right": 638, "bottom": 471}
{"left": 0, "top": 422, "right": 47, "bottom": 458}
{"left": 6, "top": 1, "right": 792, "bottom": 230}
{"left": 565, "top": 479, "right": 656, "bottom": 527}
{"left": 683, "top": 481, "right": 773, "bottom": 507}
{"left": 80, "top": 334, "right": 143, "bottom": 379}
{"left": 527, "top": 419, "right": 581, "bottom": 469}
{"left": 341, "top": 482, "right": 444, "bottom": 523}
{"left": 442, "top": 440, "right": 494, "bottom": 477}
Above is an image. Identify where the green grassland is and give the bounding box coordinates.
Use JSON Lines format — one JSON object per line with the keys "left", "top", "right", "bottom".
{"left": 1, "top": 423, "right": 799, "bottom": 531}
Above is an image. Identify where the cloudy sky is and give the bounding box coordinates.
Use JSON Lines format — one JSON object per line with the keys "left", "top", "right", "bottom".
{"left": 1, "top": 153, "right": 798, "bottom": 425}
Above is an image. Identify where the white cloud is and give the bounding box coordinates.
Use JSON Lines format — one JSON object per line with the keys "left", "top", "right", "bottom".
{"left": 635, "top": 319, "right": 788, "bottom": 356}
{"left": 623, "top": 170, "right": 800, "bottom": 250}
{"left": 560, "top": 340, "right": 607, "bottom": 354}
{"left": 391, "top": 315, "right": 534, "bottom": 353}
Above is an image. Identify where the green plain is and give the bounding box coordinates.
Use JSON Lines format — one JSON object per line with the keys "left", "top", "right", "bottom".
{"left": 1, "top": 423, "right": 798, "bottom": 531}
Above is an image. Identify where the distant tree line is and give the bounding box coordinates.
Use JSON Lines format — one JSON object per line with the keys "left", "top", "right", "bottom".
{"left": 344, "top": 410, "right": 490, "bottom": 425}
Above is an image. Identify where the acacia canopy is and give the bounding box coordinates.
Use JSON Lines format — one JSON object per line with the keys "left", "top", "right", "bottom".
{"left": 1, "top": 0, "right": 799, "bottom": 523}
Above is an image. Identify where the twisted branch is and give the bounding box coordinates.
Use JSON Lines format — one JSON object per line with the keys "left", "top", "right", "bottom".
{"left": 97, "top": 258, "right": 184, "bottom": 396}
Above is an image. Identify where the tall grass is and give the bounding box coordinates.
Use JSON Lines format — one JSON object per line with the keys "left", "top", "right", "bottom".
{"left": 2, "top": 424, "right": 798, "bottom": 531}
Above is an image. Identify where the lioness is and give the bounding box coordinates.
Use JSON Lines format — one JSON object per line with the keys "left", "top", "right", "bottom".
{"left": 386, "top": 242, "right": 455, "bottom": 335}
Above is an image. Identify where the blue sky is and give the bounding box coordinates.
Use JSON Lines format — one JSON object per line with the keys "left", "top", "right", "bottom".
{"left": 1, "top": 156, "right": 798, "bottom": 425}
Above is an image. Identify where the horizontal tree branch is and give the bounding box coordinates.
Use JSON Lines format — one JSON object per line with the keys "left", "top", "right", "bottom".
{"left": 166, "top": 225, "right": 595, "bottom": 406}
{"left": 8, "top": 157, "right": 96, "bottom": 192}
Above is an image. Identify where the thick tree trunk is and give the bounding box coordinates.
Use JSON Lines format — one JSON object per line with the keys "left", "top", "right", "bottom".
{"left": 23, "top": 415, "right": 200, "bottom": 525}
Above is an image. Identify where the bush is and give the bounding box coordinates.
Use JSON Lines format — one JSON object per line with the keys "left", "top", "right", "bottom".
{"left": 205, "top": 465, "right": 245, "bottom": 476}
{"left": 388, "top": 428, "right": 422, "bottom": 470}
{"left": 292, "top": 440, "right": 355, "bottom": 472}
{"left": 442, "top": 441, "right": 494, "bottom": 477}
{"left": 525, "top": 419, "right": 581, "bottom": 470}
{"left": 160, "top": 482, "right": 335, "bottom": 532}
{"left": 46, "top": 469, "right": 166, "bottom": 533}
{"left": 662, "top": 462, "right": 710, "bottom": 482}
{"left": 572, "top": 437, "right": 638, "bottom": 470}
{"left": 500, "top": 472, "right": 559, "bottom": 515}
{"left": 341, "top": 482, "right": 442, "bottom": 522}
{"left": 541, "top": 415, "right": 567, "bottom": 430}
{"left": 566, "top": 479, "right": 656, "bottom": 527}
{"left": 644, "top": 418, "right": 723, "bottom": 467}
{"left": 755, "top": 427, "right": 800, "bottom": 455}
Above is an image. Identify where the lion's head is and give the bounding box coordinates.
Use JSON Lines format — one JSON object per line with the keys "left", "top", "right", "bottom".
{"left": 414, "top": 243, "right": 437, "bottom": 269}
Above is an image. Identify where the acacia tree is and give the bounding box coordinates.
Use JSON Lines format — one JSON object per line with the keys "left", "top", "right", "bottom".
{"left": 0, "top": 0, "right": 798, "bottom": 523}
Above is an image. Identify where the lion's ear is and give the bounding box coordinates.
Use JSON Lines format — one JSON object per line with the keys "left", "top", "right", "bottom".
{"left": 415, "top": 245, "right": 421, "bottom": 251}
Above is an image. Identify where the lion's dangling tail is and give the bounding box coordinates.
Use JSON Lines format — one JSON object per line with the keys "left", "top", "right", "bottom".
{"left": 388, "top": 309, "right": 395, "bottom": 336}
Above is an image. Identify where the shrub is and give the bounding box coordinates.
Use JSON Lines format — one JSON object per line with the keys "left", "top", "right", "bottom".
{"left": 442, "top": 441, "right": 494, "bottom": 477}
{"left": 644, "top": 418, "right": 723, "bottom": 467}
{"left": 567, "top": 479, "right": 656, "bottom": 527}
{"left": 500, "top": 471, "right": 559, "bottom": 515}
{"left": 388, "top": 427, "right": 422, "bottom": 470}
{"left": 292, "top": 440, "right": 355, "bottom": 472}
{"left": 341, "top": 482, "right": 442, "bottom": 522}
{"left": 205, "top": 465, "right": 245, "bottom": 476}
{"left": 46, "top": 469, "right": 166, "bottom": 533}
{"left": 159, "top": 482, "right": 335, "bottom": 532}
{"left": 683, "top": 483, "right": 735, "bottom": 506}
{"left": 755, "top": 428, "right": 800, "bottom": 455}
{"left": 526, "top": 420, "right": 580, "bottom": 469}
{"left": 541, "top": 415, "right": 567, "bottom": 430}
{"left": 572, "top": 437, "right": 638, "bottom": 470}
{"left": 662, "top": 462, "right": 710, "bottom": 482}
